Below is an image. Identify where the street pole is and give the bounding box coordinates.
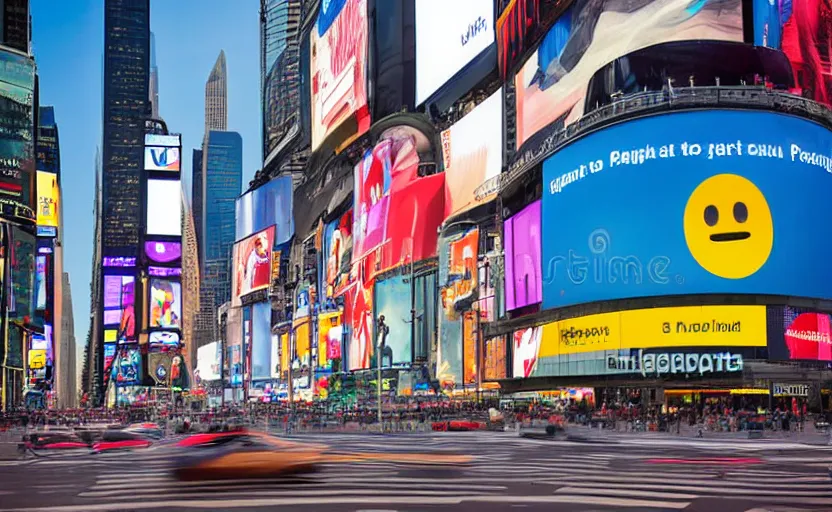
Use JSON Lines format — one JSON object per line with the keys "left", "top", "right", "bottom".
{"left": 376, "top": 315, "right": 387, "bottom": 430}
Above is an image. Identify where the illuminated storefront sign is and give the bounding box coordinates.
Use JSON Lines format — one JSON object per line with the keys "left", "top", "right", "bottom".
{"left": 773, "top": 383, "right": 809, "bottom": 397}
{"left": 103, "top": 256, "right": 136, "bottom": 267}
{"left": 148, "top": 266, "right": 181, "bottom": 277}
{"left": 606, "top": 350, "right": 744, "bottom": 378}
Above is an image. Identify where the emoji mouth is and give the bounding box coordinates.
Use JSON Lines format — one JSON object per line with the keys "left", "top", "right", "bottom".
{"left": 710, "top": 232, "right": 751, "bottom": 242}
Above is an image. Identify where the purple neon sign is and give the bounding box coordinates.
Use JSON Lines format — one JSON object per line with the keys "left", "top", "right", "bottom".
{"left": 144, "top": 241, "right": 181, "bottom": 263}
{"left": 504, "top": 200, "right": 542, "bottom": 311}
{"left": 103, "top": 256, "right": 136, "bottom": 267}
{"left": 149, "top": 266, "right": 182, "bottom": 277}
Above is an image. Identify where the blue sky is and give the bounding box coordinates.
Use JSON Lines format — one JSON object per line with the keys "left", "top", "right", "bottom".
{"left": 31, "top": 0, "right": 261, "bottom": 364}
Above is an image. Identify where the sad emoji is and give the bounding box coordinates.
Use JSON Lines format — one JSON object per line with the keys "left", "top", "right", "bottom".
{"left": 683, "top": 174, "right": 773, "bottom": 279}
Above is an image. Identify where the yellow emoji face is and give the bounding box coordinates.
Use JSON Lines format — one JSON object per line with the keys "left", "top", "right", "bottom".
{"left": 683, "top": 174, "right": 773, "bottom": 279}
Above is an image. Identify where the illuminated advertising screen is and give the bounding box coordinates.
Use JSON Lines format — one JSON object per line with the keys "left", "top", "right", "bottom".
{"left": 323, "top": 209, "right": 353, "bottom": 298}
{"left": 352, "top": 128, "right": 445, "bottom": 275}
{"left": 148, "top": 331, "right": 180, "bottom": 347}
{"left": 497, "top": 0, "right": 565, "bottom": 79}
{"left": 144, "top": 241, "right": 181, "bottom": 264}
{"left": 144, "top": 146, "right": 181, "bottom": 172}
{"left": 28, "top": 349, "right": 46, "bottom": 369}
{"left": 149, "top": 352, "right": 172, "bottom": 386}
{"left": 483, "top": 335, "right": 507, "bottom": 381}
{"left": 374, "top": 275, "right": 413, "bottom": 366}
{"left": 754, "top": 0, "right": 832, "bottom": 105}
{"left": 270, "top": 334, "right": 280, "bottom": 378}
{"left": 514, "top": 0, "right": 743, "bottom": 149}
{"left": 251, "top": 302, "right": 272, "bottom": 380}
{"left": 0, "top": 50, "right": 36, "bottom": 221}
{"left": 149, "top": 278, "right": 182, "bottom": 329}
{"left": 103, "top": 343, "right": 116, "bottom": 373}
{"left": 197, "top": 341, "right": 222, "bottom": 381}
{"left": 144, "top": 134, "right": 180, "bottom": 147}
{"left": 102, "top": 275, "right": 135, "bottom": 342}
{"left": 445, "top": 228, "right": 479, "bottom": 316}
{"left": 415, "top": 0, "right": 494, "bottom": 105}
{"left": 437, "top": 235, "right": 461, "bottom": 388}
{"left": 35, "top": 255, "right": 46, "bottom": 310}
{"left": 310, "top": 0, "right": 369, "bottom": 150}
{"left": 146, "top": 179, "right": 182, "bottom": 236}
{"left": 344, "top": 277, "right": 373, "bottom": 371}
{"left": 318, "top": 311, "right": 342, "bottom": 370}
{"left": 515, "top": 306, "right": 765, "bottom": 379}
{"left": 441, "top": 89, "right": 503, "bottom": 217}
{"left": 542, "top": 110, "right": 832, "bottom": 310}
{"left": 113, "top": 347, "right": 141, "bottom": 386}
{"left": 235, "top": 175, "right": 293, "bottom": 243}
{"left": 504, "top": 200, "right": 541, "bottom": 310}
{"left": 232, "top": 225, "right": 275, "bottom": 302}
{"left": 31, "top": 334, "right": 47, "bottom": 351}
{"left": 36, "top": 171, "right": 59, "bottom": 228}
{"left": 768, "top": 306, "right": 832, "bottom": 362}
{"left": 103, "top": 256, "right": 136, "bottom": 267}
{"left": 149, "top": 266, "right": 181, "bottom": 277}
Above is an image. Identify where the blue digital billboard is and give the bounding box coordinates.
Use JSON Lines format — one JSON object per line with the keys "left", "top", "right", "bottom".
{"left": 235, "top": 175, "right": 293, "bottom": 245}
{"left": 541, "top": 110, "right": 832, "bottom": 310}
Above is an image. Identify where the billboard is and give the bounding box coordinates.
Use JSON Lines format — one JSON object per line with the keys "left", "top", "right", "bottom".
{"left": 374, "top": 275, "right": 412, "bottom": 366}
{"left": 515, "top": 306, "right": 765, "bottom": 379}
{"left": 146, "top": 179, "right": 182, "bottom": 236}
{"left": 144, "top": 134, "right": 180, "bottom": 147}
{"left": 483, "top": 335, "right": 507, "bottom": 381}
{"left": 504, "top": 200, "right": 541, "bottom": 310}
{"left": 144, "top": 146, "right": 181, "bottom": 172}
{"left": 318, "top": 311, "right": 342, "bottom": 370}
{"left": 323, "top": 209, "right": 353, "bottom": 298}
{"left": 197, "top": 341, "right": 221, "bottom": 381}
{"left": 442, "top": 228, "right": 479, "bottom": 318}
{"left": 310, "top": 0, "right": 369, "bottom": 150}
{"left": 113, "top": 347, "right": 141, "bottom": 386}
{"left": 103, "top": 275, "right": 135, "bottom": 343}
{"left": 36, "top": 171, "right": 59, "bottom": 228}
{"left": 514, "top": 0, "right": 743, "bottom": 149}
{"left": 232, "top": 225, "right": 276, "bottom": 302}
{"left": 0, "top": 50, "right": 36, "bottom": 221}
{"left": 754, "top": 0, "right": 832, "bottom": 105}
{"left": 497, "top": 0, "right": 567, "bottom": 79}
{"left": 353, "top": 128, "right": 445, "bottom": 275}
{"left": 144, "top": 241, "right": 181, "bottom": 264}
{"left": 235, "top": 175, "right": 293, "bottom": 244}
{"left": 35, "top": 255, "right": 46, "bottom": 310}
{"left": 542, "top": 110, "right": 832, "bottom": 310}
{"left": 149, "top": 278, "right": 182, "bottom": 329}
{"left": 441, "top": 88, "right": 503, "bottom": 218}
{"left": 251, "top": 302, "right": 272, "bottom": 380}
{"left": 149, "top": 352, "right": 172, "bottom": 386}
{"left": 768, "top": 307, "right": 832, "bottom": 362}
{"left": 415, "top": 0, "right": 494, "bottom": 105}
{"left": 345, "top": 275, "right": 373, "bottom": 371}
{"left": 148, "top": 331, "right": 180, "bottom": 348}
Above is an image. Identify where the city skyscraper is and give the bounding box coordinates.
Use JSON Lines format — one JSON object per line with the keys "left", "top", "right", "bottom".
{"left": 193, "top": 131, "right": 241, "bottom": 350}
{"left": 191, "top": 148, "right": 203, "bottom": 256}
{"left": 101, "top": 0, "right": 150, "bottom": 256}
{"left": 59, "top": 272, "right": 76, "bottom": 408}
{"left": 82, "top": 148, "right": 103, "bottom": 403}
{"left": 205, "top": 50, "right": 227, "bottom": 132}
{"left": 149, "top": 31, "right": 160, "bottom": 120}
{"left": 1, "top": 0, "right": 31, "bottom": 54}
{"left": 182, "top": 189, "right": 200, "bottom": 371}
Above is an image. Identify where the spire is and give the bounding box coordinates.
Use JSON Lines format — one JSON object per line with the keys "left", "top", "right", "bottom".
{"left": 205, "top": 50, "right": 227, "bottom": 132}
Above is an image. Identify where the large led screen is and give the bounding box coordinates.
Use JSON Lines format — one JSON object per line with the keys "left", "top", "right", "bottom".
{"left": 36, "top": 171, "right": 59, "bottom": 228}
{"left": 232, "top": 225, "right": 276, "bottom": 302}
{"left": 235, "top": 175, "right": 293, "bottom": 244}
{"left": 145, "top": 134, "right": 180, "bottom": 147}
{"left": 441, "top": 88, "right": 503, "bottom": 218}
{"left": 443, "top": 228, "right": 479, "bottom": 318}
{"left": 146, "top": 179, "right": 182, "bottom": 236}
{"left": 514, "top": 0, "right": 743, "bottom": 149}
{"left": 102, "top": 275, "right": 136, "bottom": 342}
{"left": 0, "top": 50, "right": 36, "bottom": 219}
{"left": 353, "top": 128, "right": 444, "bottom": 275}
{"left": 251, "top": 302, "right": 272, "bottom": 380}
{"left": 197, "top": 341, "right": 222, "bottom": 381}
{"left": 35, "top": 255, "right": 46, "bottom": 310}
{"left": 145, "top": 241, "right": 181, "bottom": 264}
{"left": 541, "top": 110, "right": 832, "bottom": 310}
{"left": 374, "top": 275, "right": 413, "bottom": 366}
{"left": 344, "top": 275, "right": 373, "bottom": 371}
{"left": 149, "top": 278, "right": 182, "bottom": 329}
{"left": 148, "top": 331, "right": 180, "bottom": 347}
{"left": 323, "top": 209, "right": 352, "bottom": 298}
{"left": 754, "top": 0, "right": 832, "bottom": 106}
{"left": 113, "top": 347, "right": 141, "bottom": 386}
{"left": 504, "top": 200, "right": 541, "bottom": 310}
{"left": 437, "top": 234, "right": 462, "bottom": 388}
{"left": 144, "top": 146, "right": 181, "bottom": 172}
{"left": 415, "top": 0, "right": 494, "bottom": 105}
{"left": 310, "top": 0, "right": 369, "bottom": 150}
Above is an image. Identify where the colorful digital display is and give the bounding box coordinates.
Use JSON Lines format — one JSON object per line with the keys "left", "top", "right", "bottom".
{"left": 35, "top": 255, "right": 46, "bottom": 310}
{"left": 504, "top": 200, "right": 541, "bottom": 310}
{"left": 232, "top": 225, "right": 275, "bottom": 302}
{"left": 145, "top": 134, "right": 181, "bottom": 147}
{"left": 144, "top": 146, "right": 181, "bottom": 171}
{"left": 149, "top": 352, "right": 172, "bottom": 386}
{"left": 103, "top": 256, "right": 136, "bottom": 267}
{"left": 103, "top": 275, "right": 135, "bottom": 342}
{"left": 542, "top": 110, "right": 832, "bottom": 310}
{"left": 235, "top": 175, "right": 293, "bottom": 244}
{"left": 28, "top": 349, "right": 46, "bottom": 370}
{"left": 148, "top": 331, "right": 180, "bottom": 347}
{"left": 251, "top": 302, "right": 272, "bottom": 381}
{"left": 769, "top": 308, "right": 832, "bottom": 362}
{"left": 374, "top": 275, "right": 413, "bottom": 367}
{"left": 197, "top": 341, "right": 222, "bottom": 381}
{"left": 441, "top": 89, "right": 503, "bottom": 217}
{"left": 318, "top": 311, "right": 342, "bottom": 370}
{"left": 144, "top": 241, "right": 181, "bottom": 264}
{"left": 103, "top": 343, "right": 116, "bottom": 374}
{"left": 146, "top": 179, "right": 182, "bottom": 237}
{"left": 415, "top": 0, "right": 494, "bottom": 105}
{"left": 310, "top": 0, "right": 369, "bottom": 150}
{"left": 149, "top": 278, "right": 182, "bottom": 329}
{"left": 113, "top": 347, "right": 141, "bottom": 386}
{"left": 149, "top": 266, "right": 181, "bottom": 277}
{"left": 514, "top": 0, "right": 743, "bottom": 148}
{"left": 36, "top": 171, "right": 59, "bottom": 228}
{"left": 444, "top": 228, "right": 479, "bottom": 317}
{"left": 323, "top": 209, "right": 353, "bottom": 298}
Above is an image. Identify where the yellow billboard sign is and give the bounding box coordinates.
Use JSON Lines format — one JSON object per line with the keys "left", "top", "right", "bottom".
{"left": 540, "top": 305, "right": 766, "bottom": 357}
{"left": 36, "top": 171, "right": 59, "bottom": 227}
{"left": 28, "top": 349, "right": 46, "bottom": 370}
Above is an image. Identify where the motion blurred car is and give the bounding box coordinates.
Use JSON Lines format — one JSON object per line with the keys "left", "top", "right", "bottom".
{"left": 19, "top": 429, "right": 89, "bottom": 452}
{"left": 172, "top": 431, "right": 322, "bottom": 480}
{"left": 92, "top": 429, "right": 154, "bottom": 453}
{"left": 122, "top": 422, "right": 164, "bottom": 439}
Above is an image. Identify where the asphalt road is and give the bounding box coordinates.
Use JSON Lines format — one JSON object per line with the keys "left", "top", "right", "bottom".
{"left": 1, "top": 431, "right": 832, "bottom": 511}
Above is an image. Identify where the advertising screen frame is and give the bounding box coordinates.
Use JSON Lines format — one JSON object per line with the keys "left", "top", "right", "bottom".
{"left": 232, "top": 225, "right": 276, "bottom": 304}
{"left": 146, "top": 178, "right": 182, "bottom": 237}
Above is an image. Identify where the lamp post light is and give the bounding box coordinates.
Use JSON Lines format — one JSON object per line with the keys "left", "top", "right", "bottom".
{"left": 376, "top": 315, "right": 389, "bottom": 430}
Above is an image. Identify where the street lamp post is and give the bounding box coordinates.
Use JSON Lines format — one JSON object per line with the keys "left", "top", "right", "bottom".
{"left": 376, "top": 315, "right": 389, "bottom": 430}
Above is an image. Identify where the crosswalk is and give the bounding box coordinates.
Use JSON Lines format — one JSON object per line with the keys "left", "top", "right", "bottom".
{"left": 2, "top": 431, "right": 832, "bottom": 510}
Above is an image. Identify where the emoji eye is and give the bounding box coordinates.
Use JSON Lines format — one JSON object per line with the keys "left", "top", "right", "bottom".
{"left": 733, "top": 202, "right": 748, "bottom": 223}
{"left": 704, "top": 205, "right": 719, "bottom": 227}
